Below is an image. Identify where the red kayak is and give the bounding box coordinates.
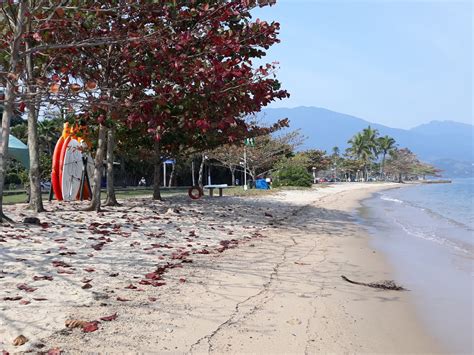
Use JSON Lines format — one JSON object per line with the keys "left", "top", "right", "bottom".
{"left": 51, "top": 136, "right": 65, "bottom": 201}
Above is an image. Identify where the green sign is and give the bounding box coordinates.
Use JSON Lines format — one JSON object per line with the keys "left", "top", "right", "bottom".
{"left": 244, "top": 138, "right": 255, "bottom": 147}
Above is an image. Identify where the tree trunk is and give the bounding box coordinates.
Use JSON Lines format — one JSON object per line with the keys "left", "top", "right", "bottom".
{"left": 85, "top": 124, "right": 107, "bottom": 212}
{"left": 168, "top": 162, "right": 175, "bottom": 187}
{"left": 230, "top": 166, "right": 236, "bottom": 186}
{"left": 153, "top": 141, "right": 162, "bottom": 200}
{"left": 381, "top": 153, "right": 386, "bottom": 179}
{"left": 26, "top": 101, "right": 44, "bottom": 212}
{"left": 198, "top": 154, "right": 205, "bottom": 188}
{"left": 25, "top": 35, "right": 45, "bottom": 213}
{"left": 398, "top": 173, "right": 403, "bottom": 183}
{"left": 0, "top": 2, "right": 25, "bottom": 222}
{"left": 104, "top": 126, "right": 120, "bottom": 206}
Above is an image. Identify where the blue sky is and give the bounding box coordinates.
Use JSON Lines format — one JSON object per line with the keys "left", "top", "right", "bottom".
{"left": 253, "top": 0, "right": 473, "bottom": 129}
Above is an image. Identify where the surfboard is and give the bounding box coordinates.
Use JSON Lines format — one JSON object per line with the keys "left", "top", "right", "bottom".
{"left": 51, "top": 136, "right": 65, "bottom": 201}
{"left": 58, "top": 136, "right": 71, "bottom": 193}
{"left": 61, "top": 139, "right": 83, "bottom": 201}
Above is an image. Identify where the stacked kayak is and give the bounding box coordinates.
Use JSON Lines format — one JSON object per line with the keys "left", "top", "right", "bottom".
{"left": 51, "top": 123, "right": 94, "bottom": 201}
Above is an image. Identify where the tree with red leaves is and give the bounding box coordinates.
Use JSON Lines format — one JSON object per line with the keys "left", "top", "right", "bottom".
{"left": 123, "top": 1, "right": 289, "bottom": 199}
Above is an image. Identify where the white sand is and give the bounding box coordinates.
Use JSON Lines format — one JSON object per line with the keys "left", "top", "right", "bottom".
{"left": 0, "top": 183, "right": 440, "bottom": 353}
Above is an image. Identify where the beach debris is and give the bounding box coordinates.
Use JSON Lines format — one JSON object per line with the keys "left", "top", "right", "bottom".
{"left": 264, "top": 212, "right": 273, "bottom": 217}
{"left": 99, "top": 313, "right": 117, "bottom": 321}
{"left": 82, "top": 321, "right": 99, "bottom": 333}
{"left": 65, "top": 319, "right": 87, "bottom": 329}
{"left": 340, "top": 275, "right": 407, "bottom": 291}
{"left": 47, "top": 348, "right": 62, "bottom": 355}
{"left": 17, "top": 283, "right": 37, "bottom": 292}
{"left": 12, "top": 335, "right": 28, "bottom": 346}
{"left": 116, "top": 296, "right": 130, "bottom": 302}
{"left": 23, "top": 217, "right": 41, "bottom": 225}
{"left": 3, "top": 296, "right": 22, "bottom": 301}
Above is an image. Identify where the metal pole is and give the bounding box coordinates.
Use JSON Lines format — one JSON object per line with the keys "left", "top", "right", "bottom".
{"left": 163, "top": 162, "right": 166, "bottom": 187}
{"left": 207, "top": 162, "right": 211, "bottom": 185}
{"left": 191, "top": 160, "right": 195, "bottom": 186}
{"left": 244, "top": 146, "right": 247, "bottom": 190}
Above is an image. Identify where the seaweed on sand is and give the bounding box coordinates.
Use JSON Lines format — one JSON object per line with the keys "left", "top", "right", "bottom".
{"left": 341, "top": 275, "right": 407, "bottom": 291}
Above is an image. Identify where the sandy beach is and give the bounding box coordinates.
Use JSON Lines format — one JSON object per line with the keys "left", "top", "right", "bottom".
{"left": 0, "top": 183, "right": 441, "bottom": 353}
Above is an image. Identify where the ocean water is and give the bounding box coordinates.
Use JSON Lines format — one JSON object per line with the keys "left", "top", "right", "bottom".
{"left": 358, "top": 179, "right": 474, "bottom": 353}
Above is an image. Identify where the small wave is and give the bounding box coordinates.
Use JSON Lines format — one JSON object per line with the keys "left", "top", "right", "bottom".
{"left": 380, "top": 195, "right": 403, "bottom": 204}
{"left": 392, "top": 218, "right": 472, "bottom": 255}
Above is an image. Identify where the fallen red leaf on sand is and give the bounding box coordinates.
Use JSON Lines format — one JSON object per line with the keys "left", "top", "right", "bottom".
{"left": 47, "top": 348, "right": 62, "bottom": 355}
{"left": 179, "top": 278, "right": 186, "bottom": 283}
{"left": 81, "top": 283, "right": 92, "bottom": 289}
{"left": 57, "top": 268, "right": 74, "bottom": 274}
{"left": 82, "top": 321, "right": 99, "bottom": 333}
{"left": 84, "top": 268, "right": 95, "bottom": 273}
{"left": 33, "top": 297, "right": 48, "bottom": 301}
{"left": 19, "top": 300, "right": 31, "bottom": 305}
{"left": 124, "top": 284, "right": 137, "bottom": 289}
{"left": 151, "top": 281, "right": 166, "bottom": 287}
{"left": 116, "top": 297, "right": 130, "bottom": 302}
{"left": 148, "top": 297, "right": 157, "bottom": 302}
{"left": 17, "top": 284, "right": 37, "bottom": 292}
{"left": 3, "top": 296, "right": 22, "bottom": 301}
{"left": 145, "top": 272, "right": 161, "bottom": 280}
{"left": 33, "top": 275, "right": 53, "bottom": 281}
{"left": 99, "top": 313, "right": 117, "bottom": 321}
{"left": 52, "top": 260, "right": 71, "bottom": 268}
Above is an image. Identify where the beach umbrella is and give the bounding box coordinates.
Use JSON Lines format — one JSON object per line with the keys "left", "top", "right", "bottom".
{"left": 7, "top": 134, "right": 30, "bottom": 169}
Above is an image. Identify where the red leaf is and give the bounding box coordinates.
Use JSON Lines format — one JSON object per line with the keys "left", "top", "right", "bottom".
{"left": 116, "top": 296, "right": 130, "bottom": 302}
{"left": 33, "top": 297, "right": 48, "bottom": 301}
{"left": 99, "top": 313, "right": 117, "bottom": 322}
{"left": 179, "top": 278, "right": 186, "bottom": 283}
{"left": 18, "top": 102, "right": 26, "bottom": 112}
{"left": 17, "top": 283, "right": 37, "bottom": 292}
{"left": 84, "top": 268, "right": 95, "bottom": 273}
{"left": 148, "top": 297, "right": 157, "bottom": 302}
{"left": 19, "top": 300, "right": 31, "bottom": 305}
{"left": 47, "top": 348, "right": 62, "bottom": 355}
{"left": 145, "top": 272, "right": 160, "bottom": 280}
{"left": 82, "top": 321, "right": 99, "bottom": 333}
{"left": 3, "top": 296, "right": 22, "bottom": 301}
{"left": 33, "top": 275, "right": 53, "bottom": 281}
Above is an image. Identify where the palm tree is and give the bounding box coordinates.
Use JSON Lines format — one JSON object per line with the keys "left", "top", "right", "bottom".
{"left": 347, "top": 126, "right": 379, "bottom": 181}
{"left": 377, "top": 135, "right": 396, "bottom": 179}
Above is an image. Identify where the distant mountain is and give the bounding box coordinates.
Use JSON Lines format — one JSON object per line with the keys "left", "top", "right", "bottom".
{"left": 261, "top": 107, "right": 474, "bottom": 167}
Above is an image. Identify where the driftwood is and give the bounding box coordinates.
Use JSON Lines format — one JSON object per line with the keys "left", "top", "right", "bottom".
{"left": 341, "top": 275, "right": 407, "bottom": 291}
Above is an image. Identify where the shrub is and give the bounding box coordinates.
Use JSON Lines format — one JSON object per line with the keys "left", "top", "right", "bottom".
{"left": 274, "top": 161, "right": 313, "bottom": 187}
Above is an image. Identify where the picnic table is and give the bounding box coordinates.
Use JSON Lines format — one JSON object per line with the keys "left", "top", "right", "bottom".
{"left": 204, "top": 184, "right": 229, "bottom": 197}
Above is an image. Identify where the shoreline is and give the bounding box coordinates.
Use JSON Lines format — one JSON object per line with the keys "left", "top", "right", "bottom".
{"left": 358, "top": 182, "right": 473, "bottom": 353}
{"left": 0, "top": 183, "right": 441, "bottom": 353}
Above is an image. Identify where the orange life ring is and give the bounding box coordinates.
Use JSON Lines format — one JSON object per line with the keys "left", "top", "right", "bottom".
{"left": 188, "top": 186, "right": 203, "bottom": 200}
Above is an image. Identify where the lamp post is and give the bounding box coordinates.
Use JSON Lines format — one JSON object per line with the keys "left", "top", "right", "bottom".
{"left": 243, "top": 146, "right": 248, "bottom": 190}
{"left": 312, "top": 167, "right": 316, "bottom": 184}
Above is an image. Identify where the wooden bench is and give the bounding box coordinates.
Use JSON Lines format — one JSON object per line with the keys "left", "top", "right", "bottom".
{"left": 204, "top": 184, "right": 229, "bottom": 197}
